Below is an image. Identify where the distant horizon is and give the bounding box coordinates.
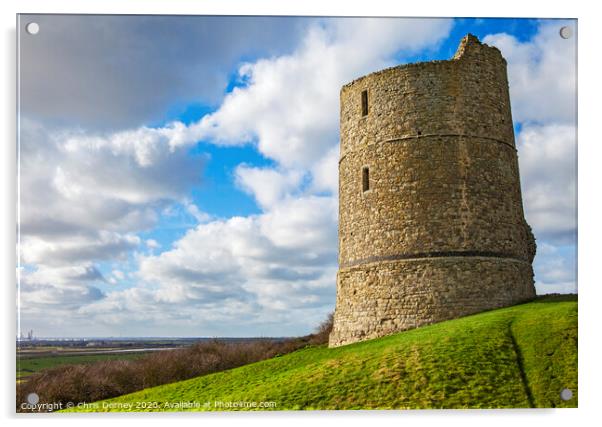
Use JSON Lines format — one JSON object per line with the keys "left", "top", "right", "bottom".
{"left": 17, "top": 335, "right": 295, "bottom": 341}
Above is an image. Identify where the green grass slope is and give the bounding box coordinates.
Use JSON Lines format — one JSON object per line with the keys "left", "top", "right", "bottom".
{"left": 67, "top": 296, "right": 577, "bottom": 411}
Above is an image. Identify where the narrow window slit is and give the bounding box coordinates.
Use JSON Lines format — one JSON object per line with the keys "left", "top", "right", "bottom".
{"left": 361, "top": 90, "right": 368, "bottom": 116}
{"left": 362, "top": 167, "right": 370, "bottom": 192}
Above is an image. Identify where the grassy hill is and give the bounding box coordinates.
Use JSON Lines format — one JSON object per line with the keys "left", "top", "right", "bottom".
{"left": 67, "top": 295, "right": 577, "bottom": 411}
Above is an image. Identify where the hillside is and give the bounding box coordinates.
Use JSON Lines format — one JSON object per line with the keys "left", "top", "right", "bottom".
{"left": 67, "top": 295, "right": 577, "bottom": 411}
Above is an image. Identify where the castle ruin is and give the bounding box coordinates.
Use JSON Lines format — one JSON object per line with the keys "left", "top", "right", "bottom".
{"left": 329, "top": 34, "right": 536, "bottom": 347}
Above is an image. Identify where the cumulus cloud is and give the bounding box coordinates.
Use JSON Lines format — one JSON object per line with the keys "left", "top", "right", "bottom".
{"left": 108, "top": 270, "right": 125, "bottom": 285}
{"left": 532, "top": 243, "right": 577, "bottom": 294}
{"left": 76, "top": 286, "right": 314, "bottom": 337}
{"left": 76, "top": 196, "right": 338, "bottom": 335}
{"left": 145, "top": 239, "right": 161, "bottom": 250}
{"left": 483, "top": 20, "right": 577, "bottom": 125}
{"left": 189, "top": 18, "right": 453, "bottom": 168}
{"left": 235, "top": 166, "right": 305, "bottom": 209}
{"left": 20, "top": 119, "right": 205, "bottom": 241}
{"left": 183, "top": 201, "right": 212, "bottom": 224}
{"left": 137, "top": 195, "right": 337, "bottom": 307}
{"left": 21, "top": 232, "right": 141, "bottom": 266}
{"left": 18, "top": 117, "right": 205, "bottom": 326}
{"left": 518, "top": 123, "right": 577, "bottom": 244}
{"left": 310, "top": 146, "right": 340, "bottom": 194}
{"left": 19, "top": 265, "right": 106, "bottom": 313}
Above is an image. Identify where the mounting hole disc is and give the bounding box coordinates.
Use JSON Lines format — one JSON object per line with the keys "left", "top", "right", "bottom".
{"left": 27, "top": 392, "right": 39, "bottom": 405}
{"left": 559, "top": 26, "right": 572, "bottom": 39}
{"left": 560, "top": 388, "right": 573, "bottom": 401}
{"left": 26, "top": 22, "right": 40, "bottom": 35}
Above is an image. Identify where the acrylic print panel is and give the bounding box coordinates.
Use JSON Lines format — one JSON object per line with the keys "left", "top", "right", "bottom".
{"left": 16, "top": 15, "right": 577, "bottom": 412}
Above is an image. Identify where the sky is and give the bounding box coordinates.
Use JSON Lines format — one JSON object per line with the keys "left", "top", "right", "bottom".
{"left": 17, "top": 16, "right": 577, "bottom": 338}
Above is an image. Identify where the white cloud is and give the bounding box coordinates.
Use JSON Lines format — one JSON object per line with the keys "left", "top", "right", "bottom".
{"left": 21, "top": 231, "right": 141, "bottom": 266}
{"left": 78, "top": 195, "right": 338, "bottom": 334}
{"left": 310, "top": 146, "right": 339, "bottom": 194}
{"left": 483, "top": 20, "right": 577, "bottom": 125}
{"left": 20, "top": 119, "right": 205, "bottom": 242}
{"left": 235, "top": 166, "right": 305, "bottom": 209}
{"left": 18, "top": 117, "right": 205, "bottom": 331}
{"left": 533, "top": 243, "right": 577, "bottom": 294}
{"left": 258, "top": 196, "right": 337, "bottom": 251}
{"left": 145, "top": 239, "right": 160, "bottom": 249}
{"left": 518, "top": 123, "right": 577, "bottom": 244}
{"left": 112, "top": 270, "right": 125, "bottom": 281}
{"left": 137, "top": 195, "right": 338, "bottom": 302}
{"left": 189, "top": 18, "right": 453, "bottom": 167}
{"left": 183, "top": 200, "right": 212, "bottom": 224}
{"left": 19, "top": 265, "right": 106, "bottom": 312}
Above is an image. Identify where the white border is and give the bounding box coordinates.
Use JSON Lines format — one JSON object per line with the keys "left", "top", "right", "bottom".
{"left": 2, "top": 1, "right": 599, "bottom": 427}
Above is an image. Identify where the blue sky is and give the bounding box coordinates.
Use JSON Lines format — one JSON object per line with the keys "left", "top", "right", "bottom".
{"left": 18, "top": 16, "right": 577, "bottom": 338}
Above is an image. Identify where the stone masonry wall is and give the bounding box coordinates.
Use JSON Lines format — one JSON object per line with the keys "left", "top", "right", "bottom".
{"left": 329, "top": 34, "right": 536, "bottom": 348}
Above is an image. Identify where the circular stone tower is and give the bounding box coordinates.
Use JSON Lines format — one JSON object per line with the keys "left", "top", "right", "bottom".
{"left": 329, "top": 34, "right": 536, "bottom": 348}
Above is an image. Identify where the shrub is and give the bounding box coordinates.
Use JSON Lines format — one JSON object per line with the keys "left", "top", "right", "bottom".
{"left": 308, "top": 312, "right": 334, "bottom": 345}
{"left": 17, "top": 312, "right": 334, "bottom": 412}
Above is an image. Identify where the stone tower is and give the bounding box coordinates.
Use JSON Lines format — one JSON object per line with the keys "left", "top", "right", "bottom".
{"left": 329, "top": 34, "right": 536, "bottom": 348}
